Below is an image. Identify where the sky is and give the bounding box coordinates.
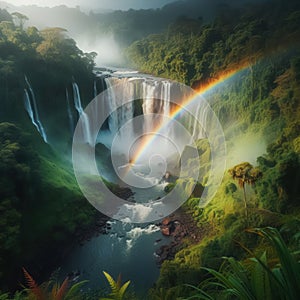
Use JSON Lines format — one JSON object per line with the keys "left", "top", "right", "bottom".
{"left": 5, "top": 0, "right": 177, "bottom": 10}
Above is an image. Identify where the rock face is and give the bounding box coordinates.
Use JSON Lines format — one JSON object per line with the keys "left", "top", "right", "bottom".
{"left": 156, "top": 208, "right": 204, "bottom": 264}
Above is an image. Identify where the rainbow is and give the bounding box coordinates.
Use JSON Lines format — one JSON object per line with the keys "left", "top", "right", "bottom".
{"left": 130, "top": 63, "right": 251, "bottom": 164}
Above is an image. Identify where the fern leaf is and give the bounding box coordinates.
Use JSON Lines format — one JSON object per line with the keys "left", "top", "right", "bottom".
{"left": 116, "top": 274, "right": 122, "bottom": 289}
{"left": 103, "top": 271, "right": 118, "bottom": 295}
{"left": 55, "top": 277, "right": 69, "bottom": 300}
{"left": 64, "top": 280, "right": 88, "bottom": 300}
{"left": 118, "top": 280, "right": 130, "bottom": 299}
{"left": 51, "top": 283, "right": 59, "bottom": 298}
{"left": 22, "top": 268, "right": 45, "bottom": 300}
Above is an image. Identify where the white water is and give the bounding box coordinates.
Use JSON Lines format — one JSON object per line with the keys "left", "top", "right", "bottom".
{"left": 62, "top": 70, "right": 212, "bottom": 295}
{"left": 72, "top": 82, "right": 93, "bottom": 145}
{"left": 66, "top": 88, "right": 75, "bottom": 134}
{"left": 24, "top": 76, "right": 48, "bottom": 143}
{"left": 61, "top": 219, "right": 170, "bottom": 296}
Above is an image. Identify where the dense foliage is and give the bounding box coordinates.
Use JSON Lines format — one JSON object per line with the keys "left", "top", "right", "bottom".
{"left": 0, "top": 0, "right": 300, "bottom": 299}
{"left": 0, "top": 122, "right": 98, "bottom": 291}
{"left": 126, "top": 0, "right": 300, "bottom": 86}
{"left": 0, "top": 9, "right": 98, "bottom": 291}
{"left": 124, "top": 0, "right": 300, "bottom": 298}
{"left": 0, "top": 8, "right": 96, "bottom": 124}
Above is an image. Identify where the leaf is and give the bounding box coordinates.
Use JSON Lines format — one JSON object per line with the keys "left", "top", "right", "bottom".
{"left": 119, "top": 280, "right": 130, "bottom": 299}
{"left": 55, "top": 277, "right": 69, "bottom": 300}
{"left": 103, "top": 271, "right": 118, "bottom": 296}
{"left": 22, "top": 267, "right": 45, "bottom": 300}
{"left": 64, "top": 280, "right": 88, "bottom": 300}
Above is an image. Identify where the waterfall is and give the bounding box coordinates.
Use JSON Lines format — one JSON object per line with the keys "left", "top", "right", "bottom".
{"left": 24, "top": 76, "right": 48, "bottom": 143}
{"left": 104, "top": 78, "right": 118, "bottom": 134}
{"left": 66, "top": 88, "right": 75, "bottom": 134}
{"left": 104, "top": 77, "right": 135, "bottom": 137}
{"left": 74, "top": 74, "right": 209, "bottom": 159}
{"left": 93, "top": 79, "right": 98, "bottom": 98}
{"left": 72, "top": 82, "right": 92, "bottom": 145}
{"left": 190, "top": 101, "right": 209, "bottom": 141}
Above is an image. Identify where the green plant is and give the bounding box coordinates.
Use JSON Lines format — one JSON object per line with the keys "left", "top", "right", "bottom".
{"left": 100, "top": 271, "right": 130, "bottom": 300}
{"left": 228, "top": 163, "right": 262, "bottom": 225}
{"left": 22, "top": 268, "right": 87, "bottom": 300}
{"left": 185, "top": 227, "right": 300, "bottom": 300}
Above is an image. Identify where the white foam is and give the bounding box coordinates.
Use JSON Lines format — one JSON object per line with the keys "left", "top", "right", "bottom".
{"left": 125, "top": 224, "right": 160, "bottom": 251}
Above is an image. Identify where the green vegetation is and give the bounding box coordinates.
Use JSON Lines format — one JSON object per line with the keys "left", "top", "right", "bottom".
{"left": 0, "top": 9, "right": 99, "bottom": 290}
{"left": 0, "top": 8, "right": 96, "bottom": 138}
{"left": 228, "top": 162, "right": 262, "bottom": 225}
{"left": 100, "top": 272, "right": 130, "bottom": 300}
{"left": 126, "top": 0, "right": 300, "bottom": 86}
{"left": 1, "top": 0, "right": 300, "bottom": 299}
{"left": 0, "top": 122, "right": 98, "bottom": 291}
{"left": 124, "top": 0, "right": 300, "bottom": 298}
{"left": 185, "top": 227, "right": 300, "bottom": 300}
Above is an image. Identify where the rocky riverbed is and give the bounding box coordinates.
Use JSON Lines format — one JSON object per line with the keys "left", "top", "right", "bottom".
{"left": 155, "top": 208, "right": 205, "bottom": 264}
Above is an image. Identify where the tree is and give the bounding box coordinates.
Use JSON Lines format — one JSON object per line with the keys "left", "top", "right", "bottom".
{"left": 11, "top": 12, "right": 28, "bottom": 30}
{"left": 228, "top": 162, "right": 262, "bottom": 225}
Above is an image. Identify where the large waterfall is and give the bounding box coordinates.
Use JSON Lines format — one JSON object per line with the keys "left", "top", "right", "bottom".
{"left": 24, "top": 76, "right": 48, "bottom": 143}
{"left": 97, "top": 75, "right": 207, "bottom": 157}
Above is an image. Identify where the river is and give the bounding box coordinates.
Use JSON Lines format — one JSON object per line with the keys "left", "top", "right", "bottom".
{"left": 60, "top": 67, "right": 178, "bottom": 296}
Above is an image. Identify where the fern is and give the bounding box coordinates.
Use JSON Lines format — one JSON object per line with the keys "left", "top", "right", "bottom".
{"left": 64, "top": 280, "right": 88, "bottom": 300}
{"left": 22, "top": 268, "right": 45, "bottom": 300}
{"left": 22, "top": 268, "right": 86, "bottom": 300}
{"left": 185, "top": 227, "right": 300, "bottom": 300}
{"left": 55, "top": 277, "right": 69, "bottom": 300}
{"left": 101, "top": 271, "right": 130, "bottom": 300}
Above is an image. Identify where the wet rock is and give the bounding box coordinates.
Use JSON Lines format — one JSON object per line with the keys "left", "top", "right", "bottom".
{"left": 156, "top": 208, "right": 205, "bottom": 265}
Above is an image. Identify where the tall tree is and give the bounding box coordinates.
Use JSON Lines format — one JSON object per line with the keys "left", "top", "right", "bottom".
{"left": 11, "top": 12, "right": 28, "bottom": 30}
{"left": 228, "top": 162, "right": 262, "bottom": 225}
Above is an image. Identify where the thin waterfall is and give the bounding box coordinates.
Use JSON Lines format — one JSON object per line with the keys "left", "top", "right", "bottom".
{"left": 104, "top": 77, "right": 118, "bottom": 134}
{"left": 93, "top": 79, "right": 98, "bottom": 98}
{"left": 190, "top": 102, "right": 208, "bottom": 141}
{"left": 66, "top": 88, "right": 75, "bottom": 134}
{"left": 24, "top": 75, "right": 48, "bottom": 143}
{"left": 72, "top": 82, "right": 92, "bottom": 145}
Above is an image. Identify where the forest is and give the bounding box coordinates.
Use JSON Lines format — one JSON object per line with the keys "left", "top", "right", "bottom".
{"left": 0, "top": 0, "right": 299, "bottom": 299}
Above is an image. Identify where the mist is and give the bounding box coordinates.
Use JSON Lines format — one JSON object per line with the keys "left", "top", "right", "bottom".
{"left": 76, "top": 34, "right": 124, "bottom": 67}
{"left": 2, "top": 0, "right": 177, "bottom": 10}
{"left": 1, "top": 0, "right": 270, "bottom": 67}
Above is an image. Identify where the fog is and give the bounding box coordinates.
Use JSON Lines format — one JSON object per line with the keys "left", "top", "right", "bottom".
{"left": 4, "top": 0, "right": 176, "bottom": 10}
{"left": 76, "top": 34, "right": 124, "bottom": 67}
{"left": 1, "top": 0, "right": 269, "bottom": 67}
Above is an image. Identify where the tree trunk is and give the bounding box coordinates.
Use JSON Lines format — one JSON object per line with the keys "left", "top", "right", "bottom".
{"left": 243, "top": 184, "right": 248, "bottom": 226}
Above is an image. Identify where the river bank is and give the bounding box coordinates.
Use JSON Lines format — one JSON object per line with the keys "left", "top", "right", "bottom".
{"left": 156, "top": 208, "right": 206, "bottom": 265}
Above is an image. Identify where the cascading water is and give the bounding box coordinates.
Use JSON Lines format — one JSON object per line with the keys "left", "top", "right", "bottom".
{"left": 24, "top": 75, "right": 48, "bottom": 143}
{"left": 93, "top": 80, "right": 97, "bottom": 98}
{"left": 62, "top": 69, "right": 212, "bottom": 296}
{"left": 104, "top": 77, "right": 135, "bottom": 136}
{"left": 102, "top": 77, "right": 180, "bottom": 153}
{"left": 66, "top": 88, "right": 75, "bottom": 134}
{"left": 72, "top": 82, "right": 93, "bottom": 145}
